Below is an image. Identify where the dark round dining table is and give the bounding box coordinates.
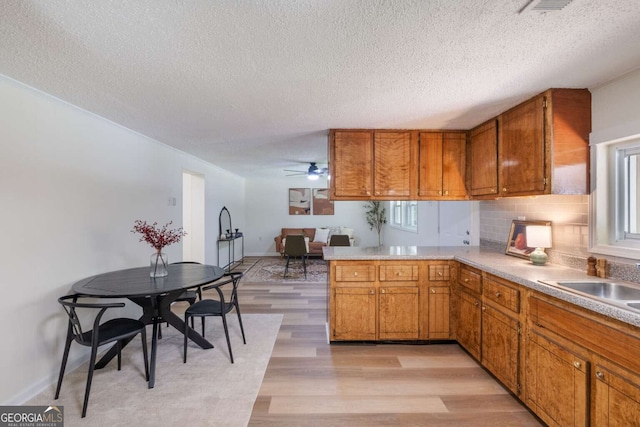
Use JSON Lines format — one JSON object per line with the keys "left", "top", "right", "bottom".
{"left": 71, "top": 263, "right": 225, "bottom": 388}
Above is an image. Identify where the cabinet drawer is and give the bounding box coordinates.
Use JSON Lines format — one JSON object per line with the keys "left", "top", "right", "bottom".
{"left": 379, "top": 264, "right": 418, "bottom": 281}
{"left": 428, "top": 264, "right": 450, "bottom": 281}
{"left": 458, "top": 267, "right": 481, "bottom": 294}
{"left": 483, "top": 276, "right": 520, "bottom": 313}
{"left": 335, "top": 265, "right": 376, "bottom": 282}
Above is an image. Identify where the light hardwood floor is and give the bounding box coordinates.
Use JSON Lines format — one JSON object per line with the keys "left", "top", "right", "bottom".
{"left": 238, "top": 257, "right": 543, "bottom": 426}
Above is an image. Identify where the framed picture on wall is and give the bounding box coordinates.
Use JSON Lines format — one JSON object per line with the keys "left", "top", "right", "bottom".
{"left": 289, "top": 188, "right": 311, "bottom": 215}
{"left": 312, "top": 188, "right": 334, "bottom": 215}
{"left": 505, "top": 220, "right": 551, "bottom": 259}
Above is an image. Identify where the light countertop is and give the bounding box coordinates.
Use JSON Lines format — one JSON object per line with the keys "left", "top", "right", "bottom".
{"left": 323, "top": 245, "right": 640, "bottom": 328}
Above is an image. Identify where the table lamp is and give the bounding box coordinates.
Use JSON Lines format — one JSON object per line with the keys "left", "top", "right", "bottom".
{"left": 526, "top": 225, "right": 552, "bottom": 266}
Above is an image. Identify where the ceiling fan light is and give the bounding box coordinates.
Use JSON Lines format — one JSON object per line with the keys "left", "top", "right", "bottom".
{"left": 307, "top": 174, "right": 319, "bottom": 181}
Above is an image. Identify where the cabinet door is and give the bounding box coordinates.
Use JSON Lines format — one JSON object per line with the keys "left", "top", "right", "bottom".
{"left": 331, "top": 130, "right": 373, "bottom": 198}
{"left": 498, "top": 95, "right": 546, "bottom": 196}
{"left": 333, "top": 287, "right": 376, "bottom": 340}
{"left": 378, "top": 286, "right": 419, "bottom": 340}
{"left": 442, "top": 132, "right": 467, "bottom": 198}
{"left": 455, "top": 288, "right": 482, "bottom": 359}
{"left": 481, "top": 304, "right": 519, "bottom": 394}
{"left": 428, "top": 286, "right": 451, "bottom": 339}
{"left": 418, "top": 132, "right": 443, "bottom": 197}
{"left": 593, "top": 364, "right": 640, "bottom": 426}
{"left": 525, "top": 330, "right": 588, "bottom": 427}
{"left": 373, "top": 131, "right": 414, "bottom": 198}
{"left": 469, "top": 119, "right": 498, "bottom": 196}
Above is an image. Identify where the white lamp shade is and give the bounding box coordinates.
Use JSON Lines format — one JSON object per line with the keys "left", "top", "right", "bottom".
{"left": 526, "top": 225, "right": 552, "bottom": 248}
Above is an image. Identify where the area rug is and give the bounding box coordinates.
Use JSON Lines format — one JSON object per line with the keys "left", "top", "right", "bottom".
{"left": 242, "top": 257, "right": 328, "bottom": 283}
{"left": 25, "top": 313, "right": 282, "bottom": 427}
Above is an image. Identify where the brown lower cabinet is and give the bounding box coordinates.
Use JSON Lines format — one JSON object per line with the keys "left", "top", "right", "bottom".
{"left": 525, "top": 329, "right": 589, "bottom": 426}
{"left": 527, "top": 292, "right": 640, "bottom": 426}
{"left": 455, "top": 287, "right": 482, "bottom": 359}
{"left": 329, "top": 259, "right": 640, "bottom": 425}
{"left": 593, "top": 361, "right": 640, "bottom": 425}
{"left": 329, "top": 260, "right": 453, "bottom": 341}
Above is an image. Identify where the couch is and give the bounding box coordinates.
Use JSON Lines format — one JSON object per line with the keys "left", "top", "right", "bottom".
{"left": 274, "top": 227, "right": 354, "bottom": 256}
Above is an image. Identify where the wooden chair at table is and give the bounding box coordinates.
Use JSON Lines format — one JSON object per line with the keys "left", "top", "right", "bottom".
{"left": 283, "top": 234, "right": 308, "bottom": 279}
{"left": 55, "top": 295, "right": 149, "bottom": 418}
{"left": 183, "top": 271, "right": 246, "bottom": 363}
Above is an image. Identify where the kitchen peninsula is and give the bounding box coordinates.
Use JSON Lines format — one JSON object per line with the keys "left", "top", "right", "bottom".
{"left": 323, "top": 245, "right": 640, "bottom": 426}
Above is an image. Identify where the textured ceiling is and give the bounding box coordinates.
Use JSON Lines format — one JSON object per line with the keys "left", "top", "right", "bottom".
{"left": 2, "top": 0, "right": 640, "bottom": 178}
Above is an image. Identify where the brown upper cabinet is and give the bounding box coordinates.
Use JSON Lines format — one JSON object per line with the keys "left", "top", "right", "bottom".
{"left": 497, "top": 88, "right": 591, "bottom": 197}
{"left": 418, "top": 131, "right": 467, "bottom": 199}
{"left": 329, "top": 88, "right": 591, "bottom": 201}
{"left": 329, "top": 129, "right": 417, "bottom": 200}
{"left": 329, "top": 130, "right": 373, "bottom": 199}
{"left": 468, "top": 119, "right": 498, "bottom": 197}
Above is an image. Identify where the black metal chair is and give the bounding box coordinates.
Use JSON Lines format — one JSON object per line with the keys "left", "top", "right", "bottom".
{"left": 183, "top": 271, "right": 246, "bottom": 363}
{"left": 329, "top": 234, "right": 351, "bottom": 246}
{"left": 156, "top": 262, "right": 202, "bottom": 339}
{"left": 283, "top": 234, "right": 308, "bottom": 278}
{"left": 55, "top": 295, "right": 149, "bottom": 418}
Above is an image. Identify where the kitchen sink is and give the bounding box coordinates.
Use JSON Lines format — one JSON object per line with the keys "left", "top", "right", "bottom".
{"left": 539, "top": 279, "right": 640, "bottom": 313}
{"left": 553, "top": 281, "right": 640, "bottom": 301}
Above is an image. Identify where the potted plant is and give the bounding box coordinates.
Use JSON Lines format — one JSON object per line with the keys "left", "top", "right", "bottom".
{"left": 364, "top": 201, "right": 387, "bottom": 246}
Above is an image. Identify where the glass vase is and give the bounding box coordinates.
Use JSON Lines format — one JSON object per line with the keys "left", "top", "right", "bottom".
{"left": 150, "top": 251, "right": 168, "bottom": 278}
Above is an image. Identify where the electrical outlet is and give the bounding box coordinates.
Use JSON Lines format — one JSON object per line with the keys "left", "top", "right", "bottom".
{"left": 518, "top": 216, "right": 526, "bottom": 221}
{"left": 636, "top": 262, "right": 640, "bottom": 270}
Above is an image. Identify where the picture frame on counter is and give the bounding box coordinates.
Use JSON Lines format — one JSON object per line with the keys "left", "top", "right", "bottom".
{"left": 505, "top": 219, "right": 552, "bottom": 259}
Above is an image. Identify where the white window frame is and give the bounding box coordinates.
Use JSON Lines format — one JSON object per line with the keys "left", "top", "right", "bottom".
{"left": 389, "top": 201, "right": 418, "bottom": 233}
{"left": 590, "top": 133, "right": 640, "bottom": 258}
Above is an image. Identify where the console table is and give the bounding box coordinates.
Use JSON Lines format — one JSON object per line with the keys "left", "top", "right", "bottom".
{"left": 217, "top": 234, "right": 244, "bottom": 271}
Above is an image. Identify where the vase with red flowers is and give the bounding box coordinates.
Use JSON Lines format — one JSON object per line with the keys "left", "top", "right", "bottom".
{"left": 132, "top": 220, "right": 187, "bottom": 278}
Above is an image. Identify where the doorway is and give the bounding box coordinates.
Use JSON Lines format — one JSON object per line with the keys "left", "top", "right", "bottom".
{"left": 182, "top": 171, "right": 205, "bottom": 263}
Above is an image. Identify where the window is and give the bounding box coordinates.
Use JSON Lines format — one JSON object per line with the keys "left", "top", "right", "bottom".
{"left": 389, "top": 201, "right": 418, "bottom": 233}
{"left": 619, "top": 146, "right": 640, "bottom": 239}
{"left": 590, "top": 134, "right": 640, "bottom": 257}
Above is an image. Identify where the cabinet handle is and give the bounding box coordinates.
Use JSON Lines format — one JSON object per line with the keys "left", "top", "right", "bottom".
{"left": 353, "top": 272, "right": 358, "bottom": 276}
{"left": 438, "top": 271, "right": 443, "bottom": 276}
{"left": 482, "top": 306, "right": 486, "bottom": 311}
{"left": 464, "top": 278, "right": 470, "bottom": 282}
{"left": 375, "top": 191, "right": 380, "bottom": 195}
{"left": 596, "top": 371, "right": 604, "bottom": 380}
{"left": 573, "top": 361, "right": 581, "bottom": 369}
{"left": 474, "top": 302, "right": 479, "bottom": 307}
{"left": 396, "top": 272, "right": 401, "bottom": 276}
{"left": 370, "top": 289, "right": 375, "bottom": 295}
{"left": 381, "top": 289, "right": 385, "bottom": 294}
{"left": 438, "top": 190, "right": 442, "bottom": 195}
{"left": 495, "top": 291, "right": 501, "bottom": 298}
{"left": 502, "top": 187, "right": 507, "bottom": 192}
{"left": 366, "top": 191, "right": 371, "bottom": 196}
{"left": 444, "top": 190, "right": 449, "bottom": 195}
{"left": 491, "top": 188, "right": 496, "bottom": 193}
{"left": 431, "top": 288, "right": 436, "bottom": 294}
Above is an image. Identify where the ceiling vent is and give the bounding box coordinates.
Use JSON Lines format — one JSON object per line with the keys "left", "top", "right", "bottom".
{"left": 519, "top": 0, "right": 573, "bottom": 14}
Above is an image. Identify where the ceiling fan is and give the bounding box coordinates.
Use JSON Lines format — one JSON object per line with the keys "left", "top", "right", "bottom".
{"left": 284, "top": 162, "right": 328, "bottom": 180}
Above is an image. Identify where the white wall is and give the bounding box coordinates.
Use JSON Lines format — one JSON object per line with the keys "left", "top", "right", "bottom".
{"left": 0, "top": 75, "right": 245, "bottom": 404}
{"left": 591, "top": 68, "right": 640, "bottom": 145}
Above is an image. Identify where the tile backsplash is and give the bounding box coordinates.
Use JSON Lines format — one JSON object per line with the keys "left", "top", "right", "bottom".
{"left": 479, "top": 194, "right": 590, "bottom": 257}
{"left": 478, "top": 194, "right": 640, "bottom": 283}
